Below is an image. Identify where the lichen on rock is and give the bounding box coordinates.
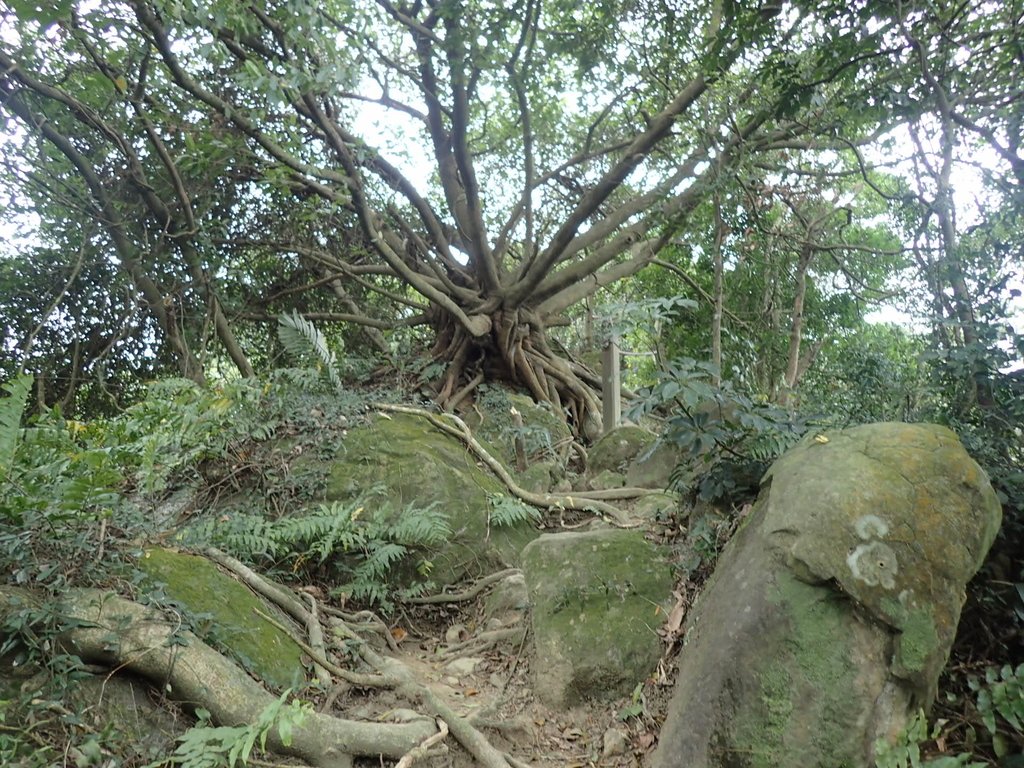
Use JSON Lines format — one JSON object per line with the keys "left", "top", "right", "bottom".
{"left": 651, "top": 422, "right": 1002, "bottom": 768}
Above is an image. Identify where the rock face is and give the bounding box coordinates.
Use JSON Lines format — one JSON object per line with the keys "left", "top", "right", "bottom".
{"left": 522, "top": 529, "right": 674, "bottom": 709}
{"left": 587, "top": 424, "right": 684, "bottom": 490}
{"left": 650, "top": 423, "right": 1001, "bottom": 768}
{"left": 326, "top": 412, "right": 539, "bottom": 585}
{"left": 138, "top": 547, "right": 306, "bottom": 689}
{"left": 588, "top": 425, "right": 656, "bottom": 475}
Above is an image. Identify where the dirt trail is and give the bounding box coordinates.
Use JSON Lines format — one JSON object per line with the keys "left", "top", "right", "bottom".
{"left": 337, "top": 588, "right": 670, "bottom": 767}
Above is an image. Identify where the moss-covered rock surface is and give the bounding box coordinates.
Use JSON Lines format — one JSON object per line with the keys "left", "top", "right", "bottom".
{"left": 587, "top": 425, "right": 656, "bottom": 475}
{"left": 462, "top": 389, "right": 572, "bottom": 468}
{"left": 521, "top": 529, "right": 673, "bottom": 709}
{"left": 325, "top": 412, "right": 539, "bottom": 585}
{"left": 650, "top": 422, "right": 1002, "bottom": 768}
{"left": 137, "top": 547, "right": 306, "bottom": 690}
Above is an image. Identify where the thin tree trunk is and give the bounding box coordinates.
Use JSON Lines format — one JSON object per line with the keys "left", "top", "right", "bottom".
{"left": 779, "top": 245, "right": 814, "bottom": 406}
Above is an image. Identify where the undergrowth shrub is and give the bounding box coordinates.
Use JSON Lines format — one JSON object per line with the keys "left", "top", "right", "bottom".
{"left": 0, "top": 370, "right": 422, "bottom": 764}
{"left": 628, "top": 357, "right": 819, "bottom": 505}
{"left": 181, "top": 494, "right": 451, "bottom": 612}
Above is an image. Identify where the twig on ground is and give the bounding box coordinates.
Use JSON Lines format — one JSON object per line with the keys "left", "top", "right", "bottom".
{"left": 395, "top": 718, "right": 449, "bottom": 768}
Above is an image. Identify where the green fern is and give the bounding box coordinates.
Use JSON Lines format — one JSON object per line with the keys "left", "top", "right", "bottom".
{"left": 183, "top": 498, "right": 450, "bottom": 612}
{"left": 0, "top": 374, "right": 32, "bottom": 476}
{"left": 164, "top": 690, "right": 310, "bottom": 768}
{"left": 276, "top": 311, "right": 342, "bottom": 391}
{"left": 389, "top": 502, "right": 450, "bottom": 545}
{"left": 487, "top": 493, "right": 541, "bottom": 528}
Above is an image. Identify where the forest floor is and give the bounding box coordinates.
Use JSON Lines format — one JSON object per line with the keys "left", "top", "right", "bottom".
{"left": 336, "top": 587, "right": 679, "bottom": 768}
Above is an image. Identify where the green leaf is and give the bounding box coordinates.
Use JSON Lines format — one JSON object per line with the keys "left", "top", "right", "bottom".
{"left": 277, "top": 311, "right": 343, "bottom": 392}
{"left": 8, "top": 0, "right": 73, "bottom": 26}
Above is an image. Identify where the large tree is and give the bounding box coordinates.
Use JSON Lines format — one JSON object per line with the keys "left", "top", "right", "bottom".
{"left": 0, "top": 0, "right": 932, "bottom": 430}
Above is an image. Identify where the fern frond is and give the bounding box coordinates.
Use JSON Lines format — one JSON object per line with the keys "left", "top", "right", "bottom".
{"left": 360, "top": 542, "right": 408, "bottom": 579}
{"left": 487, "top": 493, "right": 541, "bottom": 528}
{"left": 277, "top": 310, "right": 343, "bottom": 391}
{"left": 0, "top": 374, "right": 32, "bottom": 475}
{"left": 389, "top": 502, "right": 451, "bottom": 545}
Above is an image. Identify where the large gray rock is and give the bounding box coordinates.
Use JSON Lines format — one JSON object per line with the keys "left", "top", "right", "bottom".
{"left": 625, "top": 440, "right": 683, "bottom": 489}
{"left": 522, "top": 529, "right": 674, "bottom": 709}
{"left": 651, "top": 423, "right": 1001, "bottom": 768}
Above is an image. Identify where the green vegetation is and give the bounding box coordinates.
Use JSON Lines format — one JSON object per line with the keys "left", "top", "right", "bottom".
{"left": 159, "top": 691, "right": 311, "bottom": 768}
{"left": 186, "top": 497, "right": 452, "bottom": 610}
{"left": 0, "top": 0, "right": 1022, "bottom": 764}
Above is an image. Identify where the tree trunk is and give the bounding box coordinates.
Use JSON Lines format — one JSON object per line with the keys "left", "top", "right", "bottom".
{"left": 779, "top": 245, "right": 814, "bottom": 406}
{"left": 429, "top": 307, "right": 601, "bottom": 439}
{"left": 711, "top": 190, "right": 725, "bottom": 386}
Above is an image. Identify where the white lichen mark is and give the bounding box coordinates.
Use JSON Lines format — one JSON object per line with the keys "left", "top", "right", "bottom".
{"left": 847, "top": 514, "right": 898, "bottom": 588}
{"left": 855, "top": 514, "right": 889, "bottom": 540}
{"left": 847, "top": 541, "right": 898, "bottom": 589}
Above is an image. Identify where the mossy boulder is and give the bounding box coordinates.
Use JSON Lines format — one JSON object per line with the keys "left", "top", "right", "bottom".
{"left": 521, "top": 529, "right": 674, "bottom": 709}
{"left": 463, "top": 389, "right": 572, "bottom": 468}
{"left": 586, "top": 469, "right": 626, "bottom": 491}
{"left": 137, "top": 548, "right": 306, "bottom": 690}
{"left": 587, "top": 425, "right": 656, "bottom": 475}
{"left": 631, "top": 491, "right": 681, "bottom": 522}
{"left": 650, "top": 423, "right": 1002, "bottom": 768}
{"left": 325, "top": 412, "right": 539, "bottom": 585}
{"left": 625, "top": 439, "right": 683, "bottom": 489}
{"left": 517, "top": 460, "right": 558, "bottom": 494}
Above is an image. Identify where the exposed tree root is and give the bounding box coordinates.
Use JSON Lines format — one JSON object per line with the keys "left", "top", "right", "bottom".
{"left": 0, "top": 586, "right": 434, "bottom": 768}
{"left": 304, "top": 592, "right": 332, "bottom": 687}
{"left": 404, "top": 568, "right": 521, "bottom": 605}
{"left": 429, "top": 310, "right": 603, "bottom": 439}
{"left": 374, "top": 403, "right": 639, "bottom": 527}
{"left": 321, "top": 605, "right": 401, "bottom": 652}
{"left": 396, "top": 718, "right": 449, "bottom": 768}
{"left": 447, "top": 370, "right": 484, "bottom": 412}
{"left": 438, "top": 627, "right": 526, "bottom": 661}
{"left": 214, "top": 549, "right": 532, "bottom": 768}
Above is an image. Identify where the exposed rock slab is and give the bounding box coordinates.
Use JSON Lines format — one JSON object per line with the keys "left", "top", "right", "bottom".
{"left": 588, "top": 425, "right": 656, "bottom": 475}
{"left": 626, "top": 440, "right": 683, "bottom": 490}
{"left": 650, "top": 423, "right": 1001, "bottom": 768}
{"left": 521, "top": 529, "right": 673, "bottom": 709}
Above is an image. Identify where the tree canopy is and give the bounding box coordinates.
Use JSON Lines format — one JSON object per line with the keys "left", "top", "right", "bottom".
{"left": 0, "top": 0, "right": 1021, "bottom": 432}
